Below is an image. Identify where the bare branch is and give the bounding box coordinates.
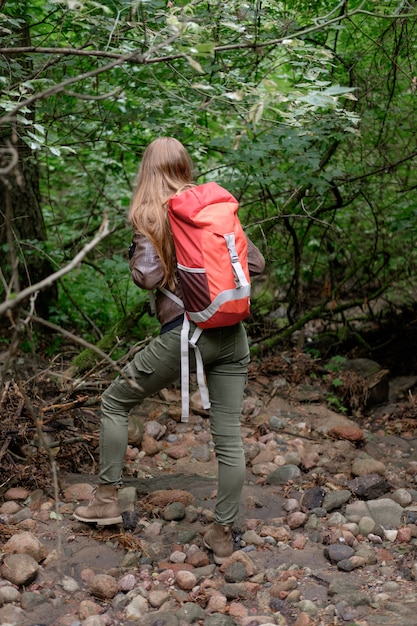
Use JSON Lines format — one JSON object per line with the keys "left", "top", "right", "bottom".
{"left": 64, "top": 87, "right": 122, "bottom": 101}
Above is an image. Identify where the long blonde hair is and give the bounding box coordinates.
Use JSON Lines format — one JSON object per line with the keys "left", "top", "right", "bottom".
{"left": 129, "top": 137, "right": 194, "bottom": 289}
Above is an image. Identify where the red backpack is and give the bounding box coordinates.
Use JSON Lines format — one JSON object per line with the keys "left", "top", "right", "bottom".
{"left": 168, "top": 182, "right": 251, "bottom": 327}
{"left": 161, "top": 182, "right": 251, "bottom": 419}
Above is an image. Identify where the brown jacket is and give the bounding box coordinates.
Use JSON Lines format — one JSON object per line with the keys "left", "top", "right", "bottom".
{"left": 130, "top": 231, "right": 265, "bottom": 327}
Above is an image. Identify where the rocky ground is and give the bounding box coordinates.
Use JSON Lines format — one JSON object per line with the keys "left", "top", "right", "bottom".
{"left": 1, "top": 349, "right": 417, "bottom": 626}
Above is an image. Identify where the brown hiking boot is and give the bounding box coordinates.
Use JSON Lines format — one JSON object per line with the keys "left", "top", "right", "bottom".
{"left": 73, "top": 485, "right": 122, "bottom": 525}
{"left": 203, "top": 522, "right": 233, "bottom": 564}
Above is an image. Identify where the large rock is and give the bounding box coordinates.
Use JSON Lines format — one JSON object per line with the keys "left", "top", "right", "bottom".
{"left": 346, "top": 498, "right": 404, "bottom": 529}
{"left": 3, "top": 531, "right": 48, "bottom": 562}
{"left": 1, "top": 553, "right": 39, "bottom": 586}
{"left": 303, "top": 405, "right": 364, "bottom": 442}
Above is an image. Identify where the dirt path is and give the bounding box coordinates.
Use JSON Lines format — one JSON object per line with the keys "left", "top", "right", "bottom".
{"left": 2, "top": 356, "right": 417, "bottom": 625}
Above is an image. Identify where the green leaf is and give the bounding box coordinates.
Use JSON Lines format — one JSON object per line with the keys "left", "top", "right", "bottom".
{"left": 195, "top": 43, "right": 215, "bottom": 56}
{"left": 49, "top": 511, "right": 63, "bottom": 521}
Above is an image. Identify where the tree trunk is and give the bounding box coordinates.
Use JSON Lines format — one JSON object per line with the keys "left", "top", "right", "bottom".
{"left": 0, "top": 8, "right": 57, "bottom": 320}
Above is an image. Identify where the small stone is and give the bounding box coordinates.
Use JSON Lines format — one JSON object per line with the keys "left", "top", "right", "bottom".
{"left": 141, "top": 433, "right": 163, "bottom": 456}
{"left": 291, "top": 534, "right": 307, "bottom": 550}
{"left": 270, "top": 579, "right": 298, "bottom": 598}
{"left": 170, "top": 550, "right": 186, "bottom": 563}
{"left": 0, "top": 501, "right": 21, "bottom": 514}
{"left": 224, "top": 562, "right": 247, "bottom": 583}
{"left": 78, "top": 599, "right": 102, "bottom": 620}
{"left": 61, "top": 575, "right": 80, "bottom": 593}
{"left": 266, "top": 464, "right": 301, "bottom": 485}
{"left": 294, "top": 613, "right": 313, "bottom": 626}
{"left": 175, "top": 570, "right": 197, "bottom": 591}
{"left": 339, "top": 556, "right": 366, "bottom": 571}
{"left": 63, "top": 483, "right": 94, "bottom": 502}
{"left": 185, "top": 549, "right": 210, "bottom": 568}
{"left": 229, "top": 600, "right": 249, "bottom": 620}
{"left": 144, "top": 420, "right": 165, "bottom": 438}
{"left": 4, "top": 487, "right": 29, "bottom": 501}
{"left": 177, "top": 602, "right": 206, "bottom": 623}
{"left": 383, "top": 581, "right": 400, "bottom": 593}
{"left": 324, "top": 544, "right": 355, "bottom": 563}
{"left": 206, "top": 593, "right": 228, "bottom": 613}
{"left": 0, "top": 585, "right": 20, "bottom": 604}
{"left": 355, "top": 546, "right": 377, "bottom": 564}
{"left": 125, "top": 595, "right": 149, "bottom": 620}
{"left": 20, "top": 591, "right": 47, "bottom": 609}
{"left": 89, "top": 574, "right": 118, "bottom": 600}
{"left": 118, "top": 573, "right": 136, "bottom": 591}
{"left": 383, "top": 529, "right": 397, "bottom": 542}
{"left": 301, "top": 486, "right": 325, "bottom": 511}
{"left": 327, "top": 512, "right": 346, "bottom": 527}
{"left": 252, "top": 462, "right": 279, "bottom": 476}
{"left": 287, "top": 511, "right": 307, "bottom": 529}
{"left": 328, "top": 424, "right": 364, "bottom": 441}
{"left": 283, "top": 498, "right": 299, "bottom": 512}
{"left": 241, "top": 529, "right": 264, "bottom": 546}
{"left": 284, "top": 451, "right": 301, "bottom": 466}
{"left": 391, "top": 488, "right": 412, "bottom": 507}
{"left": 352, "top": 458, "right": 386, "bottom": 477}
{"left": 298, "top": 599, "right": 318, "bottom": 616}
{"left": 342, "top": 522, "right": 359, "bottom": 536}
{"left": 148, "top": 589, "right": 170, "bottom": 608}
{"left": 376, "top": 547, "right": 396, "bottom": 561}
{"left": 322, "top": 490, "right": 351, "bottom": 512}
{"left": 163, "top": 502, "right": 186, "bottom": 521}
{"left": 372, "top": 592, "right": 391, "bottom": 609}
{"left": 166, "top": 445, "right": 188, "bottom": 460}
{"left": 348, "top": 474, "right": 390, "bottom": 500}
{"left": 259, "top": 524, "right": 291, "bottom": 542}
{"left": 397, "top": 526, "right": 412, "bottom": 543}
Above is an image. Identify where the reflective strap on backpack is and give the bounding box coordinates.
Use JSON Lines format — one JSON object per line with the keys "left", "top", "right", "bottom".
{"left": 160, "top": 287, "right": 183, "bottom": 308}
{"left": 224, "top": 233, "right": 250, "bottom": 289}
{"left": 180, "top": 314, "right": 210, "bottom": 421}
{"left": 160, "top": 288, "right": 211, "bottom": 421}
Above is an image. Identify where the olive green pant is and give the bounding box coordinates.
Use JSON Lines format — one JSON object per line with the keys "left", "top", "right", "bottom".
{"left": 99, "top": 321, "right": 249, "bottom": 526}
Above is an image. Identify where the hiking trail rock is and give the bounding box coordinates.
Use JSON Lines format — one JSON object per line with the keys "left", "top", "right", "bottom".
{"left": 2, "top": 358, "right": 417, "bottom": 625}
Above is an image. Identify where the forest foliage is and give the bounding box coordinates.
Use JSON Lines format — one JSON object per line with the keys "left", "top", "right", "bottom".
{"left": 1, "top": 0, "right": 417, "bottom": 365}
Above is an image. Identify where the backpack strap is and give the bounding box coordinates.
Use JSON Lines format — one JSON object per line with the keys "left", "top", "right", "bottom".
{"left": 224, "top": 233, "right": 250, "bottom": 289}
{"left": 159, "top": 287, "right": 183, "bottom": 308}
{"left": 160, "top": 288, "right": 211, "bottom": 421}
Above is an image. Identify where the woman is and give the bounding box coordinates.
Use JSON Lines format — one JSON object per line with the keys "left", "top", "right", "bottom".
{"left": 74, "top": 137, "right": 265, "bottom": 564}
